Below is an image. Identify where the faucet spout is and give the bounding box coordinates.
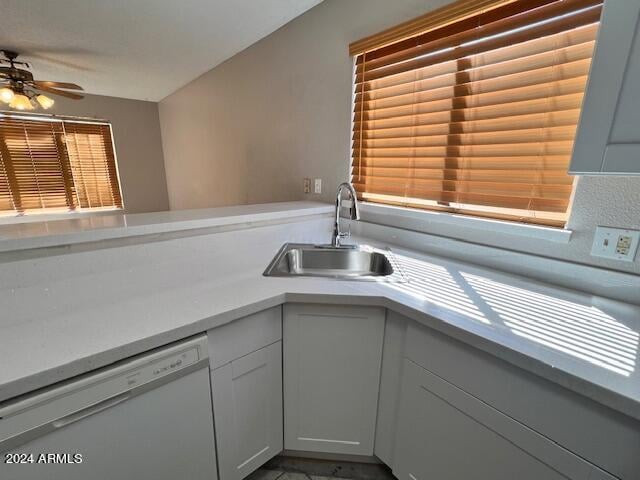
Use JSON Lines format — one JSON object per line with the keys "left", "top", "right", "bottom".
{"left": 332, "top": 182, "right": 360, "bottom": 247}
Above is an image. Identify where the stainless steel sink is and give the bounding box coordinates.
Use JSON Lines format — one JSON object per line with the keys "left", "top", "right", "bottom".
{"left": 263, "top": 243, "right": 405, "bottom": 281}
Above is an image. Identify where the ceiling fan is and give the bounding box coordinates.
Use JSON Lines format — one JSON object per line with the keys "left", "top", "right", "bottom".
{"left": 0, "top": 50, "right": 84, "bottom": 111}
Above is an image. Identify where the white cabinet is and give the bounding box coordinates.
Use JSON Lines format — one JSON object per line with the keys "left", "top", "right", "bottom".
{"left": 373, "top": 311, "right": 407, "bottom": 469}
{"left": 211, "top": 342, "right": 283, "bottom": 480}
{"left": 208, "top": 307, "right": 282, "bottom": 370}
{"left": 393, "top": 359, "right": 614, "bottom": 480}
{"left": 571, "top": 0, "right": 640, "bottom": 174}
{"left": 207, "top": 307, "right": 283, "bottom": 480}
{"left": 283, "top": 304, "right": 385, "bottom": 456}
{"left": 403, "top": 321, "right": 640, "bottom": 479}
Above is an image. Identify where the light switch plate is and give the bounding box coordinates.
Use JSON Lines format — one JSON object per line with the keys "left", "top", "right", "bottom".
{"left": 303, "top": 178, "right": 311, "bottom": 194}
{"left": 314, "top": 178, "right": 322, "bottom": 194}
{"left": 591, "top": 227, "right": 640, "bottom": 262}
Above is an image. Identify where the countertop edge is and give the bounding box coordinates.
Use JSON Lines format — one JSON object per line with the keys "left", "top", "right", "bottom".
{"left": 0, "top": 202, "right": 334, "bottom": 253}
{"left": 2, "top": 290, "right": 638, "bottom": 422}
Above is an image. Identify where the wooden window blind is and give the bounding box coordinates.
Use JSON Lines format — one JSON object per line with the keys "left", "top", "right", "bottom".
{"left": 0, "top": 114, "right": 122, "bottom": 216}
{"left": 350, "top": 0, "right": 603, "bottom": 227}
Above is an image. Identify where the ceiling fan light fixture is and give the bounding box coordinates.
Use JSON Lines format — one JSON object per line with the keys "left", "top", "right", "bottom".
{"left": 1, "top": 52, "right": 83, "bottom": 110}
{"left": 36, "top": 94, "right": 55, "bottom": 109}
{"left": 0, "top": 87, "right": 14, "bottom": 104}
{"left": 9, "top": 93, "right": 35, "bottom": 111}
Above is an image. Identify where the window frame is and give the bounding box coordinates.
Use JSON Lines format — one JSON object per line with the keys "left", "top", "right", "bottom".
{"left": 0, "top": 111, "right": 124, "bottom": 218}
{"left": 348, "top": 0, "right": 601, "bottom": 231}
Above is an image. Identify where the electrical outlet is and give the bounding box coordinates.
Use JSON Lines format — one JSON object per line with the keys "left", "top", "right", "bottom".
{"left": 591, "top": 227, "right": 640, "bottom": 262}
{"left": 616, "top": 235, "right": 633, "bottom": 255}
{"left": 303, "top": 178, "right": 311, "bottom": 194}
{"left": 314, "top": 178, "right": 322, "bottom": 194}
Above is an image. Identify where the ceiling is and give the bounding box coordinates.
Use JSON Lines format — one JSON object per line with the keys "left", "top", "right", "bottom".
{"left": 0, "top": 0, "right": 322, "bottom": 101}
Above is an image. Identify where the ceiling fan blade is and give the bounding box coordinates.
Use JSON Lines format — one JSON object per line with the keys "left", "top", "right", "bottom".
{"left": 34, "top": 83, "right": 84, "bottom": 99}
{"left": 34, "top": 80, "right": 83, "bottom": 91}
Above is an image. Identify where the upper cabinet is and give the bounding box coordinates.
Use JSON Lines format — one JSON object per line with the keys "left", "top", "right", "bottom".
{"left": 571, "top": 0, "right": 640, "bottom": 174}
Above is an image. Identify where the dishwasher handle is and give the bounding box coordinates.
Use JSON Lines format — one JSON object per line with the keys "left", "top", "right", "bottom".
{"left": 52, "top": 392, "right": 131, "bottom": 429}
{"left": 0, "top": 391, "right": 134, "bottom": 454}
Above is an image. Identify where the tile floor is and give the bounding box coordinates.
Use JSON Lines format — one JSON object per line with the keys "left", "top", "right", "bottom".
{"left": 247, "top": 472, "right": 327, "bottom": 480}
{"left": 247, "top": 456, "right": 396, "bottom": 480}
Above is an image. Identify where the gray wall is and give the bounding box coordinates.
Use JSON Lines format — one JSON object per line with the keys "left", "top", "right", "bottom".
{"left": 51, "top": 94, "right": 169, "bottom": 213}
{"left": 159, "top": 0, "right": 640, "bottom": 274}
{"left": 159, "top": 0, "right": 448, "bottom": 209}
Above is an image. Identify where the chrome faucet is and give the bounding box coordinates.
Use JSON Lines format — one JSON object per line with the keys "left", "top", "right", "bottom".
{"left": 332, "top": 182, "right": 360, "bottom": 247}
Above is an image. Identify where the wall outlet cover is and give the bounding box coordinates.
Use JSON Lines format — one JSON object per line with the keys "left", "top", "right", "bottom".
{"left": 591, "top": 226, "right": 640, "bottom": 262}
{"left": 303, "top": 178, "right": 311, "bottom": 194}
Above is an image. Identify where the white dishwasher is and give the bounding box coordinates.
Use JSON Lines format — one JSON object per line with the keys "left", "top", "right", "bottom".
{"left": 0, "top": 334, "right": 218, "bottom": 480}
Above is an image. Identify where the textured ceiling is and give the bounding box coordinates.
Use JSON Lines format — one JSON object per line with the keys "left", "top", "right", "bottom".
{"left": 0, "top": 0, "right": 323, "bottom": 101}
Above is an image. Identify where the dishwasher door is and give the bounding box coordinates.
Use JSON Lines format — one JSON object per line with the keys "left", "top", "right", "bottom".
{"left": 0, "top": 335, "right": 218, "bottom": 480}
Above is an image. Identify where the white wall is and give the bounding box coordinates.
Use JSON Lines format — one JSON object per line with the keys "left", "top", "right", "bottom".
{"left": 159, "top": 0, "right": 640, "bottom": 274}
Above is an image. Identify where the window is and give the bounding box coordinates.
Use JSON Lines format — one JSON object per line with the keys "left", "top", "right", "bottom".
{"left": 0, "top": 113, "right": 123, "bottom": 216}
{"left": 350, "top": 0, "right": 602, "bottom": 227}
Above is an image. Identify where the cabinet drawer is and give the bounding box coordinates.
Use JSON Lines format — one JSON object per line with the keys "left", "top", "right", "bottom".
{"left": 208, "top": 306, "right": 282, "bottom": 369}
{"left": 405, "top": 322, "right": 639, "bottom": 479}
{"left": 394, "top": 359, "right": 614, "bottom": 480}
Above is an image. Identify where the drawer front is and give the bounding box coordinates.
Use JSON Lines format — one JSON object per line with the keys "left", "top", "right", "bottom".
{"left": 405, "top": 321, "right": 639, "bottom": 479}
{"left": 208, "top": 306, "right": 282, "bottom": 369}
{"left": 394, "top": 359, "right": 613, "bottom": 480}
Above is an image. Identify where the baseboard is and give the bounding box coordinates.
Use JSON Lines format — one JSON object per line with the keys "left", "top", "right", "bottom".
{"left": 280, "top": 450, "right": 381, "bottom": 464}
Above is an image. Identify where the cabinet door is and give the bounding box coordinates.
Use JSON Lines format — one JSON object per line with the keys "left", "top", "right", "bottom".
{"left": 394, "top": 360, "right": 613, "bottom": 480}
{"left": 374, "top": 311, "right": 407, "bottom": 469}
{"left": 571, "top": 0, "right": 640, "bottom": 174}
{"left": 211, "top": 342, "right": 283, "bottom": 480}
{"left": 283, "top": 304, "right": 385, "bottom": 455}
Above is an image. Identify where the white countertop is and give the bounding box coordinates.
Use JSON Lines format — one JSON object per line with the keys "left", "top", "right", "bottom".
{"left": 0, "top": 201, "right": 333, "bottom": 252}
{"left": 1, "top": 204, "right": 639, "bottom": 421}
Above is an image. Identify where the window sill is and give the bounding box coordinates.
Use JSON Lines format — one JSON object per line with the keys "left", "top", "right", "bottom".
{"left": 358, "top": 202, "right": 572, "bottom": 244}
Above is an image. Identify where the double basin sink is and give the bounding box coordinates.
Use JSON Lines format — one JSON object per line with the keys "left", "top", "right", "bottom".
{"left": 264, "top": 243, "right": 405, "bottom": 281}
